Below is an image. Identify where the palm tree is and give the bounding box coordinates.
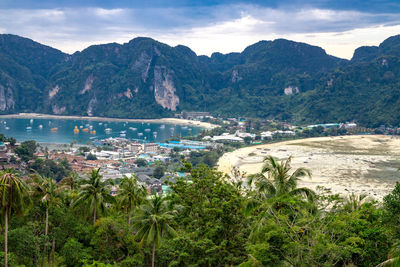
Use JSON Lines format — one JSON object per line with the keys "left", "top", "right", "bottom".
{"left": 248, "top": 156, "right": 315, "bottom": 201}
{"left": 133, "top": 194, "right": 177, "bottom": 267}
{"left": 29, "top": 172, "right": 66, "bottom": 266}
{"left": 343, "top": 193, "right": 371, "bottom": 212}
{"left": 117, "top": 174, "right": 147, "bottom": 225}
{"left": 73, "top": 168, "right": 114, "bottom": 225}
{"left": 58, "top": 172, "right": 80, "bottom": 191}
{"left": 0, "top": 169, "right": 29, "bottom": 267}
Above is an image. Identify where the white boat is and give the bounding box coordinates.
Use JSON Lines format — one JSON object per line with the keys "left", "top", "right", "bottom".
{"left": 138, "top": 133, "right": 143, "bottom": 136}
{"left": 39, "top": 125, "right": 43, "bottom": 129}
{"left": 89, "top": 125, "right": 93, "bottom": 130}
{"left": 120, "top": 130, "right": 127, "bottom": 134}
{"left": 30, "top": 119, "right": 33, "bottom": 124}
{"left": 129, "top": 127, "right": 137, "bottom": 131}
{"left": 5, "top": 127, "right": 9, "bottom": 130}
{"left": 79, "top": 125, "right": 83, "bottom": 129}
{"left": 160, "top": 124, "right": 165, "bottom": 129}
{"left": 144, "top": 128, "right": 151, "bottom": 132}
{"left": 26, "top": 126, "right": 32, "bottom": 131}
{"left": 120, "top": 133, "right": 126, "bottom": 137}
{"left": 98, "top": 122, "right": 103, "bottom": 125}
{"left": 105, "top": 128, "right": 112, "bottom": 134}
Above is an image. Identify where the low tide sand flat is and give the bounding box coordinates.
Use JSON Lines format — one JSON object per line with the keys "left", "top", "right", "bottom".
{"left": 218, "top": 135, "right": 400, "bottom": 200}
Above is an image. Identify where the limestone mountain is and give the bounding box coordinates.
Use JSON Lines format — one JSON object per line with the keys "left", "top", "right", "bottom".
{"left": 0, "top": 33, "right": 400, "bottom": 126}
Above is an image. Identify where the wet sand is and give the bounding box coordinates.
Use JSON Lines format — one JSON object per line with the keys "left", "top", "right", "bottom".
{"left": 217, "top": 135, "right": 400, "bottom": 200}
{"left": 0, "top": 113, "right": 218, "bottom": 129}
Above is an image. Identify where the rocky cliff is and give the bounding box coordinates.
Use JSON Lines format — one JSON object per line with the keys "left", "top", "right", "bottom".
{"left": 1, "top": 34, "right": 400, "bottom": 126}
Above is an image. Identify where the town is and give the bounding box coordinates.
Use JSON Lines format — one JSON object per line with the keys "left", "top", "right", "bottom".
{"left": 0, "top": 111, "right": 397, "bottom": 197}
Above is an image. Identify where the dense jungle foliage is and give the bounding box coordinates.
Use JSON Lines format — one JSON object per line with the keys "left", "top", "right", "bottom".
{"left": 0, "top": 157, "right": 399, "bottom": 266}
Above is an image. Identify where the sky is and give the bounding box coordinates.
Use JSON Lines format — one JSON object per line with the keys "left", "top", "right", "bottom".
{"left": 0, "top": 0, "right": 400, "bottom": 59}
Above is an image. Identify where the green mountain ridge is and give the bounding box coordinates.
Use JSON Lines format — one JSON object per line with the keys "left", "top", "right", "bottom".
{"left": 0, "top": 33, "right": 399, "bottom": 126}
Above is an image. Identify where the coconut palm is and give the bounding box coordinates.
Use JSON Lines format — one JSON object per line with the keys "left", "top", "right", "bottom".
{"left": 132, "top": 194, "right": 177, "bottom": 267}
{"left": 0, "top": 169, "right": 29, "bottom": 267}
{"left": 117, "top": 174, "right": 147, "bottom": 225}
{"left": 58, "top": 171, "right": 80, "bottom": 191}
{"left": 29, "top": 172, "right": 66, "bottom": 266}
{"left": 73, "top": 168, "right": 114, "bottom": 225}
{"left": 248, "top": 156, "right": 315, "bottom": 201}
{"left": 343, "top": 193, "right": 371, "bottom": 212}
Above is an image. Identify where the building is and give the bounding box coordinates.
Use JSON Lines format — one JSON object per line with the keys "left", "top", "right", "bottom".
{"left": 212, "top": 133, "right": 244, "bottom": 143}
{"left": 178, "top": 111, "right": 211, "bottom": 120}
{"left": 144, "top": 143, "right": 159, "bottom": 154}
{"left": 129, "top": 143, "right": 142, "bottom": 153}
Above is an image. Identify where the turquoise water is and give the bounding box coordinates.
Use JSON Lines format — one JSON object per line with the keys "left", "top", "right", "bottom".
{"left": 0, "top": 118, "right": 200, "bottom": 144}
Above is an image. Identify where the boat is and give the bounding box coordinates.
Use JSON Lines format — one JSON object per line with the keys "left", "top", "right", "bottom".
{"left": 51, "top": 127, "right": 58, "bottom": 132}
{"left": 73, "top": 126, "right": 79, "bottom": 134}
{"left": 138, "top": 133, "right": 143, "bottom": 136}
{"left": 98, "top": 122, "right": 103, "bottom": 125}
{"left": 39, "top": 125, "right": 43, "bottom": 129}
{"left": 30, "top": 119, "right": 33, "bottom": 124}
{"left": 79, "top": 125, "right": 83, "bottom": 129}
{"left": 153, "top": 131, "right": 157, "bottom": 135}
{"left": 129, "top": 127, "right": 137, "bottom": 131}
{"left": 5, "top": 127, "right": 9, "bottom": 130}
{"left": 160, "top": 125, "right": 165, "bottom": 129}
{"left": 82, "top": 128, "right": 89, "bottom": 132}
{"left": 89, "top": 125, "right": 93, "bottom": 130}
{"left": 120, "top": 133, "right": 126, "bottom": 137}
{"left": 144, "top": 128, "right": 151, "bottom": 132}
{"left": 105, "top": 128, "right": 112, "bottom": 134}
{"left": 182, "top": 126, "right": 188, "bottom": 129}
{"left": 26, "top": 126, "right": 32, "bottom": 131}
{"left": 120, "top": 130, "right": 127, "bottom": 134}
{"left": 90, "top": 130, "right": 96, "bottom": 134}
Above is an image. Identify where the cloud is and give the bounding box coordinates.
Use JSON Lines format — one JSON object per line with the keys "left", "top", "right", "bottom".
{"left": 0, "top": 4, "right": 399, "bottom": 59}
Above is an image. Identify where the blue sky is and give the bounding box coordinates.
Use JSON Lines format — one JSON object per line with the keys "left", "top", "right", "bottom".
{"left": 0, "top": 0, "right": 399, "bottom": 59}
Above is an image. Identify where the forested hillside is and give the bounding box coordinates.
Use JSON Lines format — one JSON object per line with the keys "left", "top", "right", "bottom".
{"left": 1, "top": 34, "right": 400, "bottom": 126}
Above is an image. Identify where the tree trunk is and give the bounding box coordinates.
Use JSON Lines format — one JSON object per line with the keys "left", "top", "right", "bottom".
{"left": 42, "top": 203, "right": 49, "bottom": 267}
{"left": 45, "top": 203, "right": 49, "bottom": 236}
{"left": 93, "top": 200, "right": 97, "bottom": 225}
{"left": 128, "top": 213, "right": 131, "bottom": 225}
{"left": 4, "top": 207, "right": 8, "bottom": 267}
{"left": 152, "top": 242, "right": 156, "bottom": 267}
{"left": 51, "top": 237, "right": 55, "bottom": 267}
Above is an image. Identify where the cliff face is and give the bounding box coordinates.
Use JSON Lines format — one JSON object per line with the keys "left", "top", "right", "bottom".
{"left": 2, "top": 33, "right": 400, "bottom": 126}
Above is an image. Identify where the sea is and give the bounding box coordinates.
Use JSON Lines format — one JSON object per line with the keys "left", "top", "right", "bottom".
{"left": 0, "top": 118, "right": 201, "bottom": 144}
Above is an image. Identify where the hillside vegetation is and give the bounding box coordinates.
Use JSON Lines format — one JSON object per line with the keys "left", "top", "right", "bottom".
{"left": 1, "top": 34, "right": 400, "bottom": 126}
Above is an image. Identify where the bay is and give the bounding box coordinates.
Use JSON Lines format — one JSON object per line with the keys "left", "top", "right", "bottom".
{"left": 0, "top": 118, "right": 200, "bottom": 144}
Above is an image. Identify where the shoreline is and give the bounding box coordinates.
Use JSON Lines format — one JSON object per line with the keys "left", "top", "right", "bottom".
{"left": 0, "top": 113, "right": 218, "bottom": 129}
{"left": 217, "top": 135, "right": 400, "bottom": 200}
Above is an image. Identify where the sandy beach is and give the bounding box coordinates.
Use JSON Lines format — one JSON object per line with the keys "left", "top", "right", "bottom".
{"left": 0, "top": 113, "right": 218, "bottom": 129}
{"left": 218, "top": 135, "right": 400, "bottom": 200}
